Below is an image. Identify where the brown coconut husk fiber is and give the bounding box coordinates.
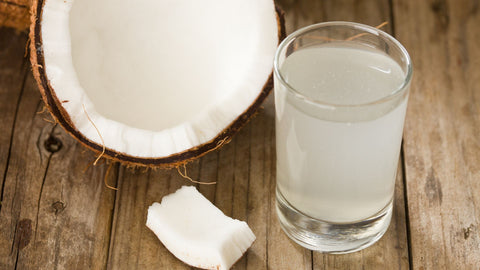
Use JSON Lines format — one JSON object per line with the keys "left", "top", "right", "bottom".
{"left": 177, "top": 164, "right": 217, "bottom": 185}
{"left": 0, "top": 0, "right": 31, "bottom": 31}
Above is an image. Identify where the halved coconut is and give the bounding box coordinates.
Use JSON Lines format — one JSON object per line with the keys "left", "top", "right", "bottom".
{"left": 30, "top": 0, "right": 285, "bottom": 166}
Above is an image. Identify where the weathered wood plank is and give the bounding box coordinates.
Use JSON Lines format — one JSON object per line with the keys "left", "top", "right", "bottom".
{"left": 393, "top": 0, "right": 480, "bottom": 268}
{"left": 0, "top": 27, "right": 28, "bottom": 213}
{"left": 15, "top": 124, "right": 117, "bottom": 270}
{"left": 0, "top": 50, "right": 116, "bottom": 269}
{"left": 107, "top": 165, "right": 200, "bottom": 270}
{"left": 216, "top": 124, "right": 252, "bottom": 270}
{"left": 0, "top": 27, "right": 29, "bottom": 269}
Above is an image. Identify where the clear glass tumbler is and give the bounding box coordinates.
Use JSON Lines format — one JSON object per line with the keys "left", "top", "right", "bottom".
{"left": 274, "top": 22, "right": 412, "bottom": 253}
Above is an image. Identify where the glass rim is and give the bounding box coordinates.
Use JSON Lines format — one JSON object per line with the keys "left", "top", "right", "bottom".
{"left": 273, "top": 21, "right": 413, "bottom": 109}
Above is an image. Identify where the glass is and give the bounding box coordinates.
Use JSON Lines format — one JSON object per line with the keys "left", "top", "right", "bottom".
{"left": 274, "top": 22, "right": 412, "bottom": 253}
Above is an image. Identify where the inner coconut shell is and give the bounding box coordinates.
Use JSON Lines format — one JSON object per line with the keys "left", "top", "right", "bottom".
{"left": 30, "top": 0, "right": 286, "bottom": 167}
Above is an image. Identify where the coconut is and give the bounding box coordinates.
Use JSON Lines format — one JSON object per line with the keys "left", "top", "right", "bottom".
{"left": 29, "top": 0, "right": 285, "bottom": 167}
{"left": 146, "top": 186, "right": 255, "bottom": 269}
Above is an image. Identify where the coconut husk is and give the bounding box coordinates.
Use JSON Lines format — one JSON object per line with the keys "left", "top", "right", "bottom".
{"left": 0, "top": 0, "right": 31, "bottom": 31}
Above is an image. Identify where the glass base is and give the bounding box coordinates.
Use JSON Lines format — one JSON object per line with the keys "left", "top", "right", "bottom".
{"left": 276, "top": 188, "right": 392, "bottom": 254}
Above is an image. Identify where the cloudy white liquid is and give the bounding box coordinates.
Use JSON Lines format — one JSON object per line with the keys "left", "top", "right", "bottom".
{"left": 275, "top": 46, "right": 408, "bottom": 223}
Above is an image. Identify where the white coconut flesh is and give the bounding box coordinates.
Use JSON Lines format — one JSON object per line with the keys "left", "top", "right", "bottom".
{"left": 146, "top": 186, "right": 256, "bottom": 270}
{"left": 40, "top": 0, "right": 278, "bottom": 158}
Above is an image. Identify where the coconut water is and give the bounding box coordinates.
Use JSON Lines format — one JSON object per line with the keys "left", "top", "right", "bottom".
{"left": 275, "top": 46, "right": 408, "bottom": 223}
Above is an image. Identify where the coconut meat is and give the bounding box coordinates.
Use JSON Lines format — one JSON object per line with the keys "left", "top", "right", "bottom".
{"left": 146, "top": 186, "right": 256, "bottom": 270}
{"left": 40, "top": 0, "right": 278, "bottom": 158}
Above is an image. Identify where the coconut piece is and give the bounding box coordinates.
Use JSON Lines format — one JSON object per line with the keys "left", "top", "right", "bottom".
{"left": 146, "top": 186, "right": 255, "bottom": 270}
{"left": 30, "top": 0, "right": 286, "bottom": 167}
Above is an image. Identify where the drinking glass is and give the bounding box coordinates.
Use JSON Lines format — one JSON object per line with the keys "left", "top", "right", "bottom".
{"left": 274, "top": 22, "right": 412, "bottom": 253}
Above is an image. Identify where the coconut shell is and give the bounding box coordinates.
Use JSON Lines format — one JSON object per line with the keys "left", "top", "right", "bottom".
{"left": 29, "top": 0, "right": 286, "bottom": 167}
{"left": 0, "top": 0, "right": 31, "bottom": 31}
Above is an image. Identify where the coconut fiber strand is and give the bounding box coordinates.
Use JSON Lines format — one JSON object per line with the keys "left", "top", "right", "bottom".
{"left": 0, "top": 0, "right": 31, "bottom": 31}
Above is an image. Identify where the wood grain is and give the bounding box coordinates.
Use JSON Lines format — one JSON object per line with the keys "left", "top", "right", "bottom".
{"left": 0, "top": 74, "right": 116, "bottom": 269}
{"left": 0, "top": 27, "right": 30, "bottom": 269}
{"left": 393, "top": 0, "right": 480, "bottom": 268}
{"left": 107, "top": 166, "right": 196, "bottom": 270}
{"left": 0, "top": 34, "right": 116, "bottom": 268}
{"left": 0, "top": 28, "right": 27, "bottom": 215}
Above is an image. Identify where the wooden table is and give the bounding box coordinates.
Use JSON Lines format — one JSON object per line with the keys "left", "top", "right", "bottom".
{"left": 1, "top": 0, "right": 479, "bottom": 269}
